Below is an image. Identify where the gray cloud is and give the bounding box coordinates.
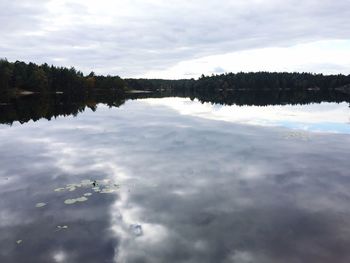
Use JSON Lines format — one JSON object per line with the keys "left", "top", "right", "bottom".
{"left": 0, "top": 0, "right": 46, "bottom": 34}
{"left": 1, "top": 0, "right": 350, "bottom": 77}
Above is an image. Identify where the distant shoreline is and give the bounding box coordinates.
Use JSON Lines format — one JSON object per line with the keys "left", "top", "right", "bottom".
{"left": 126, "top": 90, "right": 153, "bottom": 94}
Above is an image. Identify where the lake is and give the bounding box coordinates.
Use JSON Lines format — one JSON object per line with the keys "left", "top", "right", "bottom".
{"left": 1, "top": 96, "right": 350, "bottom": 262}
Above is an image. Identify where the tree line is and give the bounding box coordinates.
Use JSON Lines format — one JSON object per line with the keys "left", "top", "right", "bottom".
{"left": 0, "top": 59, "right": 126, "bottom": 98}
{"left": 193, "top": 72, "right": 350, "bottom": 92}
{"left": 2, "top": 59, "right": 350, "bottom": 96}
{"left": 126, "top": 72, "right": 350, "bottom": 93}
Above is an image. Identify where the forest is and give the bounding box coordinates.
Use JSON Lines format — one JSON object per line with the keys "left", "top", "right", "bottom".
{"left": 2, "top": 59, "right": 350, "bottom": 97}
{"left": 0, "top": 59, "right": 126, "bottom": 99}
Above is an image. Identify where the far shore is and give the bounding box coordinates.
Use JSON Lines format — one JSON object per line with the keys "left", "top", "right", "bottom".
{"left": 126, "top": 90, "right": 153, "bottom": 94}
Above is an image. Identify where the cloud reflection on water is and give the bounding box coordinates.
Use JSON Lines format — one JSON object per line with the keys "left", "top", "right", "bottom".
{"left": 0, "top": 99, "right": 350, "bottom": 262}
{"left": 144, "top": 98, "right": 350, "bottom": 134}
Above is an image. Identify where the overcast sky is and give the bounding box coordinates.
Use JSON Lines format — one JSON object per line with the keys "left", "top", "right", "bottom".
{"left": 1, "top": 0, "right": 350, "bottom": 78}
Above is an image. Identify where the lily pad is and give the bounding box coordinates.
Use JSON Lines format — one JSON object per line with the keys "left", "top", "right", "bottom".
{"left": 16, "top": 240, "right": 23, "bottom": 244}
{"left": 66, "top": 186, "right": 76, "bottom": 192}
{"left": 100, "top": 188, "right": 115, "bottom": 194}
{"left": 64, "top": 196, "right": 88, "bottom": 205}
{"left": 54, "top": 188, "right": 65, "bottom": 192}
{"left": 84, "top": 193, "right": 92, "bottom": 197}
{"left": 92, "top": 187, "right": 101, "bottom": 192}
{"left": 75, "top": 196, "right": 88, "bottom": 202}
{"left": 35, "top": 203, "right": 46, "bottom": 208}
{"left": 64, "top": 199, "right": 77, "bottom": 205}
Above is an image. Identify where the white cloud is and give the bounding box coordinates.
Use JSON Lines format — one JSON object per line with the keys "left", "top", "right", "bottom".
{"left": 143, "top": 40, "right": 350, "bottom": 79}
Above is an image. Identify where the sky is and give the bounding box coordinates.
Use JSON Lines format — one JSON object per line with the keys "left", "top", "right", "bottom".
{"left": 1, "top": 0, "right": 350, "bottom": 79}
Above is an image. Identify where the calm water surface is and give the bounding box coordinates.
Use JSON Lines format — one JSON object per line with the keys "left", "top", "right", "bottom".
{"left": 1, "top": 98, "right": 350, "bottom": 263}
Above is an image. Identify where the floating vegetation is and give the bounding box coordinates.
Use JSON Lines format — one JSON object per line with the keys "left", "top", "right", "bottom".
{"left": 92, "top": 187, "right": 101, "bottom": 192}
{"left": 67, "top": 183, "right": 82, "bottom": 188}
{"left": 76, "top": 196, "right": 88, "bottom": 202}
{"left": 67, "top": 186, "right": 77, "bottom": 192}
{"left": 50, "top": 179, "right": 120, "bottom": 206}
{"left": 64, "top": 199, "right": 76, "bottom": 205}
{"left": 64, "top": 196, "right": 88, "bottom": 205}
{"left": 100, "top": 188, "right": 116, "bottom": 194}
{"left": 16, "top": 240, "right": 23, "bottom": 245}
{"left": 54, "top": 188, "right": 65, "bottom": 192}
{"left": 25, "top": 178, "right": 121, "bottom": 248}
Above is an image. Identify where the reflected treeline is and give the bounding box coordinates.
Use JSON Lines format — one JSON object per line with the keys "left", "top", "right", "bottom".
{"left": 0, "top": 92, "right": 126, "bottom": 125}
{"left": 186, "top": 89, "right": 350, "bottom": 106}
{"left": 0, "top": 90, "right": 185, "bottom": 125}
{"left": 1, "top": 88, "right": 350, "bottom": 125}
